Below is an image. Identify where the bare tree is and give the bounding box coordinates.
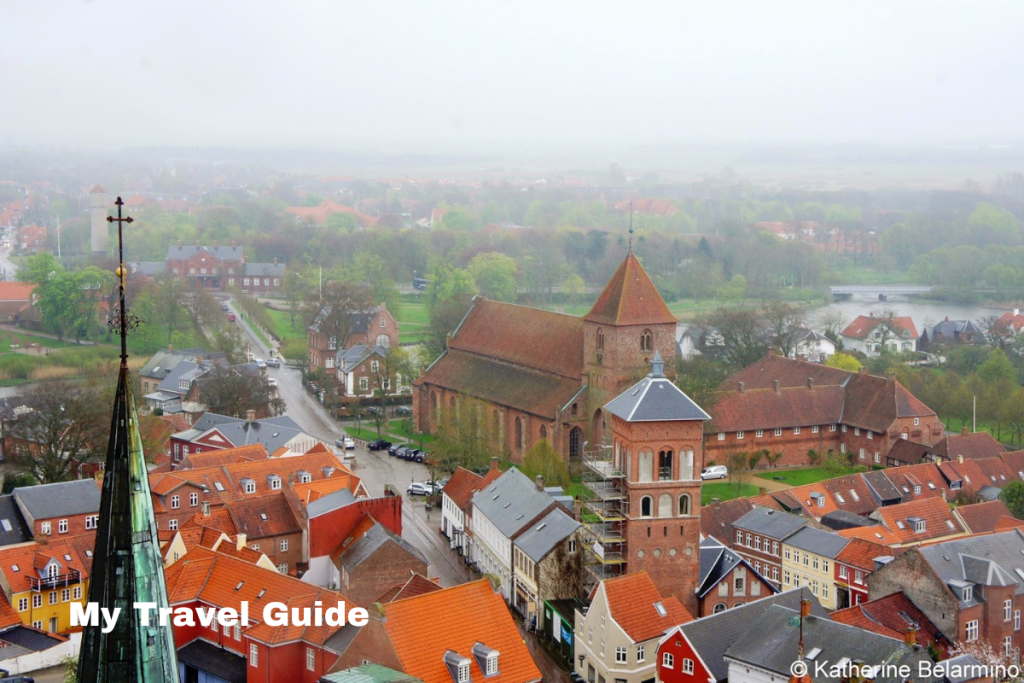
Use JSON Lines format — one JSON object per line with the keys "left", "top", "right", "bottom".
{"left": 698, "top": 309, "right": 769, "bottom": 370}
{"left": 819, "top": 309, "right": 847, "bottom": 343}
{"left": 303, "top": 281, "right": 376, "bottom": 353}
{"left": 764, "top": 302, "right": 806, "bottom": 358}
{"left": 4, "top": 381, "right": 109, "bottom": 484}
{"left": 193, "top": 365, "right": 286, "bottom": 418}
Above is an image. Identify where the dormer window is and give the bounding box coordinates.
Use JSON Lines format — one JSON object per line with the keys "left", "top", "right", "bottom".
{"left": 267, "top": 475, "right": 282, "bottom": 491}
{"left": 298, "top": 470, "right": 311, "bottom": 484}
{"left": 909, "top": 517, "right": 925, "bottom": 533}
{"left": 459, "top": 663, "right": 470, "bottom": 683}
{"left": 472, "top": 643, "right": 499, "bottom": 678}
{"left": 964, "top": 585, "right": 973, "bottom": 602}
{"left": 241, "top": 479, "right": 256, "bottom": 494}
{"left": 179, "top": 380, "right": 189, "bottom": 390}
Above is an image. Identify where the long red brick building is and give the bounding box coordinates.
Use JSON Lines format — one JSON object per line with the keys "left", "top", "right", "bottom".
{"left": 413, "top": 252, "right": 678, "bottom": 461}
{"left": 705, "top": 353, "right": 944, "bottom": 468}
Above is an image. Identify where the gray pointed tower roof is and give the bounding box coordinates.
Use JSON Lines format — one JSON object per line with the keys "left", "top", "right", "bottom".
{"left": 604, "top": 352, "right": 711, "bottom": 422}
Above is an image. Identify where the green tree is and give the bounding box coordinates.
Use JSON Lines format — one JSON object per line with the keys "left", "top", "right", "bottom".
{"left": 354, "top": 252, "right": 401, "bottom": 315}
{"left": 998, "top": 388, "right": 1024, "bottom": 447}
{"left": 725, "top": 451, "right": 751, "bottom": 494}
{"left": 560, "top": 272, "right": 585, "bottom": 311}
{"left": 521, "top": 438, "right": 571, "bottom": 489}
{"left": 1000, "top": 480, "right": 1024, "bottom": 520}
{"left": 721, "top": 274, "right": 747, "bottom": 301}
{"left": 825, "top": 352, "right": 862, "bottom": 372}
{"left": 425, "top": 263, "right": 478, "bottom": 360}
{"left": 468, "top": 252, "right": 519, "bottom": 303}
{"left": 978, "top": 348, "right": 1017, "bottom": 385}
{"left": 325, "top": 212, "right": 358, "bottom": 232}
{"left": 17, "top": 252, "right": 62, "bottom": 284}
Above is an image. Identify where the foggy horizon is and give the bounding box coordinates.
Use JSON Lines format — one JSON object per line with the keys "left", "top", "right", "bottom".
{"left": 3, "top": 1, "right": 1023, "bottom": 155}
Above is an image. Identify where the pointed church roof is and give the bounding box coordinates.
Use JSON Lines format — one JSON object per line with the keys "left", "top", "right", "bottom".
{"left": 604, "top": 353, "right": 711, "bottom": 422}
{"left": 585, "top": 252, "right": 677, "bottom": 326}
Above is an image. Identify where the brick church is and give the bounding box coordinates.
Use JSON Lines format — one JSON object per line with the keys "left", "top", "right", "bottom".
{"left": 413, "top": 252, "right": 679, "bottom": 461}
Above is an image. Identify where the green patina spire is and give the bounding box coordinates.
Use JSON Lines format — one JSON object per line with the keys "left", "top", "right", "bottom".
{"left": 77, "top": 198, "right": 178, "bottom": 682}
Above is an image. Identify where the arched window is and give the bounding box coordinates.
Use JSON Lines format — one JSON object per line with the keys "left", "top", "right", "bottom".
{"left": 47, "top": 563, "right": 58, "bottom": 579}
{"left": 639, "top": 450, "right": 654, "bottom": 482}
{"left": 596, "top": 328, "right": 605, "bottom": 350}
{"left": 515, "top": 417, "right": 523, "bottom": 449}
{"left": 658, "top": 494, "right": 673, "bottom": 517}
{"left": 571, "top": 403, "right": 578, "bottom": 417}
{"left": 640, "top": 329, "right": 653, "bottom": 351}
{"left": 539, "top": 425, "right": 547, "bottom": 440}
{"left": 679, "top": 494, "right": 691, "bottom": 516}
{"left": 713, "top": 603, "right": 727, "bottom": 614}
{"left": 658, "top": 450, "right": 673, "bottom": 481}
{"left": 680, "top": 450, "right": 694, "bottom": 480}
{"left": 569, "top": 427, "right": 583, "bottom": 458}
{"left": 640, "top": 496, "right": 652, "bottom": 517}
{"left": 375, "top": 333, "right": 391, "bottom": 349}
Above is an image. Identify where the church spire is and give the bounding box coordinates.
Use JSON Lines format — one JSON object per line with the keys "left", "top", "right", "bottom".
{"left": 77, "top": 198, "right": 178, "bottom": 682}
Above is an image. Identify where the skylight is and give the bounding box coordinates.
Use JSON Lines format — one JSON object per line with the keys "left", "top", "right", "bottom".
{"left": 653, "top": 601, "right": 667, "bottom": 617}
{"left": 536, "top": 523, "right": 547, "bottom": 531}
{"left": 10, "top": 565, "right": 18, "bottom": 572}
{"left": 946, "top": 520, "right": 955, "bottom": 530}
{"left": 235, "top": 581, "right": 244, "bottom": 590}
{"left": 256, "top": 589, "right": 266, "bottom": 599}
{"left": 260, "top": 513, "right": 268, "bottom": 521}
{"left": 928, "top": 482, "right": 936, "bottom": 490}
{"left": 0, "top": 520, "right": 11, "bottom": 532}
{"left": 902, "top": 486, "right": 910, "bottom": 493}
{"left": 850, "top": 490, "right": 859, "bottom": 501}
{"left": 835, "top": 493, "right": 845, "bottom": 504}
{"left": 64, "top": 554, "right": 71, "bottom": 561}
{"left": 896, "top": 521, "right": 905, "bottom": 530}
{"left": 214, "top": 482, "right": 225, "bottom": 492}
{"left": 85, "top": 550, "right": 92, "bottom": 557}
{"left": 806, "top": 647, "right": 822, "bottom": 661}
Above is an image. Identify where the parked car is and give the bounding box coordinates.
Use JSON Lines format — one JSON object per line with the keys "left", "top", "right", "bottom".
{"left": 226, "top": 312, "right": 236, "bottom": 322}
{"left": 253, "top": 358, "right": 266, "bottom": 369}
{"left": 367, "top": 439, "right": 392, "bottom": 451}
{"left": 413, "top": 451, "right": 425, "bottom": 463}
{"left": 265, "top": 357, "right": 281, "bottom": 368}
{"left": 220, "top": 302, "right": 229, "bottom": 311}
{"left": 343, "top": 437, "right": 355, "bottom": 450}
{"left": 394, "top": 446, "right": 410, "bottom": 459}
{"left": 267, "top": 378, "right": 278, "bottom": 387}
{"left": 701, "top": 465, "right": 728, "bottom": 480}
{"left": 403, "top": 448, "right": 421, "bottom": 461}
{"left": 365, "top": 406, "right": 383, "bottom": 417}
{"left": 407, "top": 482, "right": 432, "bottom": 496}
{"left": 388, "top": 444, "right": 402, "bottom": 456}
{"left": 394, "top": 406, "right": 413, "bottom": 417}
{"left": 335, "top": 437, "right": 347, "bottom": 449}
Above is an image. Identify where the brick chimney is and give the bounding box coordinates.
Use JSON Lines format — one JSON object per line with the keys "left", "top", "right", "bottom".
{"left": 859, "top": 366, "right": 868, "bottom": 375}
{"left": 807, "top": 377, "right": 814, "bottom": 391}
{"left": 759, "top": 486, "right": 767, "bottom": 496}
{"left": 800, "top": 598, "right": 812, "bottom": 618}
{"left": 961, "top": 427, "right": 968, "bottom": 436}
{"left": 773, "top": 379, "right": 780, "bottom": 394}
{"left": 535, "top": 474, "right": 544, "bottom": 492}
{"left": 490, "top": 456, "right": 499, "bottom": 472}
{"left": 887, "top": 371, "right": 896, "bottom": 384}
{"left": 245, "top": 409, "right": 256, "bottom": 423}
{"left": 738, "top": 381, "right": 745, "bottom": 394}
{"left": 904, "top": 626, "right": 918, "bottom": 647}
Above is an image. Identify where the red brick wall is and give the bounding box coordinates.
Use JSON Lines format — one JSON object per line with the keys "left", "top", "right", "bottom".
{"left": 583, "top": 321, "right": 676, "bottom": 397}
{"left": 32, "top": 512, "right": 97, "bottom": 537}
{"left": 698, "top": 563, "right": 774, "bottom": 616}
{"left": 307, "top": 496, "right": 402, "bottom": 559}
{"left": 344, "top": 542, "right": 429, "bottom": 607}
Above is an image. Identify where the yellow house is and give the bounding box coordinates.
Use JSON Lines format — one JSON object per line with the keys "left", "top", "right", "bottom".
{"left": 781, "top": 527, "right": 849, "bottom": 611}
{"left": 0, "top": 536, "right": 93, "bottom": 634}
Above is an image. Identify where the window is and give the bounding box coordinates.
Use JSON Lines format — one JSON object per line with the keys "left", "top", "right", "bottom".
{"left": 358, "top": 377, "right": 369, "bottom": 391}
{"left": 658, "top": 450, "right": 673, "bottom": 480}
{"left": 235, "top": 625, "right": 242, "bottom": 640}
{"left": 854, "top": 427, "right": 860, "bottom": 436}
{"left": 794, "top": 427, "right": 801, "bottom": 435}
{"left": 914, "top": 417, "right": 920, "bottom": 426}
{"left": 515, "top": 417, "right": 524, "bottom": 449}
{"left": 58, "top": 519, "right": 67, "bottom": 534}
{"left": 1015, "top": 610, "right": 1021, "bottom": 631}
{"left": 679, "top": 495, "right": 690, "bottom": 516}
{"left": 190, "top": 493, "right": 199, "bottom": 507}
{"left": 250, "top": 643, "right": 258, "bottom": 667}
{"left": 774, "top": 428, "right": 782, "bottom": 436}
{"left": 1006, "top": 599, "right": 1013, "bottom": 622}
{"left": 32, "top": 595, "right": 41, "bottom": 609}
{"left": 734, "top": 575, "right": 745, "bottom": 593}
{"left": 49, "top": 592, "right": 57, "bottom": 605}
{"left": 640, "top": 330, "right": 652, "bottom": 351}
{"left": 73, "top": 586, "right": 81, "bottom": 600}
{"left": 713, "top": 603, "right": 727, "bottom": 614}
{"left": 737, "top": 530, "right": 744, "bottom": 545}
{"left": 966, "top": 620, "right": 979, "bottom": 642}
{"left": 615, "top": 647, "right": 627, "bottom": 663}
{"left": 855, "top": 570, "right": 864, "bottom": 584}
{"left": 486, "top": 654, "right": 498, "bottom": 676}
{"left": 737, "top": 431, "right": 745, "bottom": 440}
{"left": 803, "top": 553, "right": 809, "bottom": 566}
{"left": 859, "top": 448, "right": 865, "bottom": 459}
{"left": 278, "top": 563, "right": 288, "bottom": 573}
{"left": 61, "top": 588, "right": 70, "bottom": 602}
{"left": 636, "top": 644, "right": 645, "bottom": 662}
{"left": 171, "top": 495, "right": 180, "bottom": 509}
{"left": 822, "top": 583, "right": 829, "bottom": 599}
{"left": 569, "top": 539, "right": 577, "bottom": 553}
{"left": 41, "top": 522, "right": 50, "bottom": 535}
{"left": 307, "top": 647, "right": 315, "bottom": 671}
{"left": 746, "top": 533, "right": 752, "bottom": 546}
{"left": 830, "top": 424, "right": 837, "bottom": 432}
{"left": 596, "top": 328, "right": 605, "bottom": 350}
{"left": 772, "top": 566, "right": 779, "bottom": 582}
{"left": 812, "top": 557, "right": 819, "bottom": 570}
{"left": 812, "top": 425, "right": 819, "bottom": 433}
{"left": 280, "top": 539, "right": 289, "bottom": 552}
{"left": 169, "top": 519, "right": 178, "bottom": 531}
{"left": 458, "top": 663, "right": 471, "bottom": 683}
{"left": 370, "top": 360, "right": 379, "bottom": 373}
{"left": 32, "top": 621, "right": 41, "bottom": 630}
{"left": 875, "top": 453, "right": 881, "bottom": 464}
{"left": 640, "top": 496, "right": 652, "bottom": 517}
{"left": 840, "top": 443, "right": 846, "bottom": 453}
{"left": 867, "top": 431, "right": 873, "bottom": 440}
{"left": 662, "top": 653, "right": 674, "bottom": 669}
{"left": 963, "top": 585, "right": 973, "bottom": 602}
{"left": 839, "top": 565, "right": 848, "bottom": 579}
{"left": 86, "top": 515, "right": 98, "bottom": 530}
{"left": 784, "top": 547, "right": 791, "bottom": 560}
{"left": 913, "top": 519, "right": 925, "bottom": 533}
{"left": 270, "top": 478, "right": 281, "bottom": 491}
{"left": 755, "top": 429, "right": 763, "bottom": 438}
{"left": 772, "top": 541, "right": 779, "bottom": 556}
{"left": 718, "top": 432, "right": 725, "bottom": 441}
{"left": 841, "top": 425, "right": 848, "bottom": 432}
{"left": 754, "top": 536, "right": 761, "bottom": 551}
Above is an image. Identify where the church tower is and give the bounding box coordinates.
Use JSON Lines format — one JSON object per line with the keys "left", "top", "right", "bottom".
{"left": 581, "top": 352, "right": 710, "bottom": 616}
{"left": 582, "top": 251, "right": 678, "bottom": 443}
{"left": 90, "top": 185, "right": 108, "bottom": 255}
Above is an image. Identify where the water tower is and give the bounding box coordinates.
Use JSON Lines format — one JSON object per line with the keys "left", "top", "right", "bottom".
{"left": 90, "top": 185, "right": 108, "bottom": 254}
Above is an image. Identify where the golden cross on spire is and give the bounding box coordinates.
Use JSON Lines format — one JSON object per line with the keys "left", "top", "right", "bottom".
{"left": 106, "top": 197, "right": 140, "bottom": 364}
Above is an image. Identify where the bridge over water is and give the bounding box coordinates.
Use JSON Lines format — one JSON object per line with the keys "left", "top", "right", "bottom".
{"left": 829, "top": 284, "right": 933, "bottom": 300}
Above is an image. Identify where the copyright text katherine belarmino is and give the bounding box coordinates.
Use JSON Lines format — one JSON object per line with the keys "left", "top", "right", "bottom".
{"left": 789, "top": 658, "right": 1019, "bottom": 680}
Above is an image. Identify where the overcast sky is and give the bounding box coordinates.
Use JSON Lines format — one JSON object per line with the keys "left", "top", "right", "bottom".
{"left": 2, "top": 1, "right": 1022, "bottom": 153}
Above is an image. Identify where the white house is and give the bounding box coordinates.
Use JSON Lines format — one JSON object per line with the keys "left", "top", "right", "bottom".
{"left": 839, "top": 315, "right": 919, "bottom": 357}
{"left": 792, "top": 329, "right": 836, "bottom": 363}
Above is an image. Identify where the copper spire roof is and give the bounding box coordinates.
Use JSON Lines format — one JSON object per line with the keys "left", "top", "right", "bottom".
{"left": 584, "top": 252, "right": 676, "bottom": 326}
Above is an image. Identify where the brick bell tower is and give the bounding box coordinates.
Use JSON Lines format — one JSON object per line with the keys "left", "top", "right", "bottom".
{"left": 601, "top": 351, "right": 710, "bottom": 615}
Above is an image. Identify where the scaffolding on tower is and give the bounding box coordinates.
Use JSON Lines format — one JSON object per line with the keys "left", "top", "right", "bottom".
{"left": 579, "top": 438, "right": 626, "bottom": 590}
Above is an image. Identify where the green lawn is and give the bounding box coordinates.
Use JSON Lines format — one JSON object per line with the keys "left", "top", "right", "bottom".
{"left": 702, "top": 482, "right": 761, "bottom": 505}
{"left": 265, "top": 308, "right": 306, "bottom": 342}
{"left": 755, "top": 466, "right": 864, "bottom": 487}
{"left": 265, "top": 302, "right": 430, "bottom": 345}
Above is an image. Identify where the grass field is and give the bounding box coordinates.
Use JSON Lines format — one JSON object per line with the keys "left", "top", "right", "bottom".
{"left": 701, "top": 482, "right": 761, "bottom": 505}
{"left": 755, "top": 466, "right": 864, "bottom": 487}
{"left": 264, "top": 303, "right": 430, "bottom": 345}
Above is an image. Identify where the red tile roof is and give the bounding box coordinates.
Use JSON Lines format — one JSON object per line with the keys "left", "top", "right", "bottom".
{"left": 179, "top": 444, "right": 269, "bottom": 469}
{"left": 840, "top": 497, "right": 964, "bottom": 546}
{"left": 286, "top": 200, "right": 378, "bottom": 227}
{"left": 709, "top": 385, "right": 844, "bottom": 432}
{"left": 227, "top": 493, "right": 301, "bottom": 539}
{"left": 835, "top": 537, "right": 892, "bottom": 571}
{"left": 725, "top": 352, "right": 851, "bottom": 391}
{"left": 831, "top": 592, "right": 950, "bottom": 654}
{"left": 954, "top": 500, "right": 1015, "bottom": 534}
{"left": 603, "top": 571, "right": 693, "bottom": 642}
{"left": 0, "top": 534, "right": 95, "bottom": 594}
{"left": 585, "top": 252, "right": 677, "bottom": 326}
{"left": 841, "top": 315, "right": 918, "bottom": 340}
{"left": 0, "top": 282, "right": 35, "bottom": 303}
{"left": 442, "top": 466, "right": 501, "bottom": 512}
{"left": 997, "top": 310, "right": 1024, "bottom": 332}
{"left": 376, "top": 574, "right": 443, "bottom": 604}
{"left": 448, "top": 298, "right": 584, "bottom": 380}
{"left": 182, "top": 509, "right": 238, "bottom": 536}
{"left": 382, "top": 579, "right": 542, "bottom": 683}
{"left": 0, "top": 590, "right": 23, "bottom": 630}
{"left": 930, "top": 432, "right": 1006, "bottom": 462}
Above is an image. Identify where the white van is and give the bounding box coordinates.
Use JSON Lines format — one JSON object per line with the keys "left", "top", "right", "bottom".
{"left": 701, "top": 465, "right": 728, "bottom": 480}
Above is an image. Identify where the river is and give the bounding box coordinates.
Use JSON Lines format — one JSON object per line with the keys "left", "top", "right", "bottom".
{"left": 807, "top": 294, "right": 1010, "bottom": 335}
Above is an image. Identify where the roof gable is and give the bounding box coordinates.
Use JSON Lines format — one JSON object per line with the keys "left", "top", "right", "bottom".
{"left": 602, "top": 571, "right": 693, "bottom": 642}
{"left": 585, "top": 252, "right": 676, "bottom": 326}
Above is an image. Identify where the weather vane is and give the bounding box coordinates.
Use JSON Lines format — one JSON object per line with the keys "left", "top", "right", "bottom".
{"left": 106, "top": 197, "right": 141, "bottom": 363}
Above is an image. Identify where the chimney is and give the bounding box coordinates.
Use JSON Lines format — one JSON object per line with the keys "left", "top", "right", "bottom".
{"left": 767, "top": 348, "right": 776, "bottom": 356}
{"left": 887, "top": 371, "right": 896, "bottom": 384}
{"left": 232, "top": 240, "right": 238, "bottom": 248}
{"left": 195, "top": 240, "right": 200, "bottom": 247}
{"left": 961, "top": 426, "right": 968, "bottom": 436}
{"left": 1015, "top": 308, "right": 1020, "bottom": 316}
{"left": 236, "top": 533, "right": 247, "bottom": 551}
{"left": 738, "top": 381, "right": 745, "bottom": 394}
{"left": 957, "top": 454, "right": 964, "bottom": 465}
{"left": 941, "top": 488, "right": 947, "bottom": 502}
{"left": 245, "top": 409, "right": 256, "bottom": 423}
{"left": 710, "top": 497, "right": 720, "bottom": 504}
{"left": 859, "top": 366, "right": 868, "bottom": 375}
{"left": 759, "top": 486, "right": 767, "bottom": 496}
{"left": 273, "top": 257, "right": 278, "bottom": 265}
{"left": 535, "top": 475, "right": 544, "bottom": 491}
{"left": 213, "top": 240, "right": 218, "bottom": 248}
{"left": 904, "top": 626, "right": 918, "bottom": 647}
{"left": 800, "top": 598, "right": 812, "bottom": 618}
{"left": 195, "top": 355, "right": 202, "bottom": 364}
{"left": 168, "top": 343, "right": 173, "bottom": 351}
{"left": 288, "top": 473, "right": 295, "bottom": 484}
{"left": 202, "top": 500, "right": 211, "bottom": 517}
{"left": 490, "top": 456, "right": 499, "bottom": 472}
{"left": 772, "top": 379, "right": 780, "bottom": 394}
{"left": 807, "top": 377, "right": 814, "bottom": 391}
